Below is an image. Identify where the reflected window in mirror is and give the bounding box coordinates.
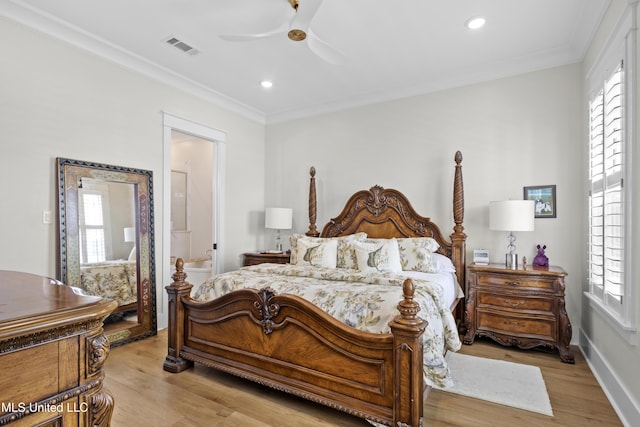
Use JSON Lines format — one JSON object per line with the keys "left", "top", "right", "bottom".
{"left": 79, "top": 190, "right": 107, "bottom": 263}
{"left": 78, "top": 178, "right": 136, "bottom": 264}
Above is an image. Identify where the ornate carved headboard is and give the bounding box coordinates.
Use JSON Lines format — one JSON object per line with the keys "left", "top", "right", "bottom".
{"left": 321, "top": 186, "right": 453, "bottom": 253}
{"left": 305, "top": 151, "right": 466, "bottom": 318}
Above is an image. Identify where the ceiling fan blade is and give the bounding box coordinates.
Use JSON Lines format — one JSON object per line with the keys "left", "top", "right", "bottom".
{"left": 290, "top": 0, "right": 323, "bottom": 33}
{"left": 220, "top": 21, "right": 289, "bottom": 42}
{"left": 307, "top": 29, "right": 345, "bottom": 65}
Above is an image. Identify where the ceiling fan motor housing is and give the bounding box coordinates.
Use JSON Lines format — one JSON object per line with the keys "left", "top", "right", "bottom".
{"left": 288, "top": 29, "right": 306, "bottom": 41}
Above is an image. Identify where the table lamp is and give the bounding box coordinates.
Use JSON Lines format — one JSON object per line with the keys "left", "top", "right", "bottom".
{"left": 124, "top": 226, "right": 136, "bottom": 261}
{"left": 265, "top": 207, "right": 292, "bottom": 252}
{"left": 489, "top": 200, "right": 535, "bottom": 269}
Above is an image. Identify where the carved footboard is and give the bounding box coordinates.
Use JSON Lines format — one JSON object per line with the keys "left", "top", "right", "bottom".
{"left": 164, "top": 260, "right": 427, "bottom": 427}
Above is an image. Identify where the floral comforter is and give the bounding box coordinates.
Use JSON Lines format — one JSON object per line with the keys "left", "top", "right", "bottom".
{"left": 80, "top": 260, "right": 137, "bottom": 307}
{"left": 192, "top": 263, "right": 461, "bottom": 388}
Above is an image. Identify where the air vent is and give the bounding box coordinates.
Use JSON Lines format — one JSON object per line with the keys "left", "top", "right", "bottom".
{"left": 164, "top": 36, "right": 200, "bottom": 56}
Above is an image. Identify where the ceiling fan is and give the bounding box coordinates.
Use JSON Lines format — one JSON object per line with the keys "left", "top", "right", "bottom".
{"left": 219, "top": 0, "right": 344, "bottom": 64}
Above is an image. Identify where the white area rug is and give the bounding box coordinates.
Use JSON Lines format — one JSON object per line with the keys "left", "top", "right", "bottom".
{"left": 434, "top": 352, "right": 553, "bottom": 416}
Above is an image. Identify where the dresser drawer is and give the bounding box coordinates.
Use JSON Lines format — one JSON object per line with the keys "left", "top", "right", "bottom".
{"left": 476, "top": 272, "right": 556, "bottom": 292}
{"left": 477, "top": 310, "right": 556, "bottom": 341}
{"left": 477, "top": 292, "right": 554, "bottom": 313}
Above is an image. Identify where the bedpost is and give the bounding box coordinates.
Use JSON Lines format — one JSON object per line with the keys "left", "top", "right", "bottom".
{"left": 389, "top": 279, "right": 427, "bottom": 427}
{"left": 163, "top": 258, "right": 194, "bottom": 373}
{"left": 452, "top": 151, "right": 464, "bottom": 236}
{"left": 451, "top": 151, "right": 467, "bottom": 328}
{"left": 306, "top": 166, "right": 320, "bottom": 237}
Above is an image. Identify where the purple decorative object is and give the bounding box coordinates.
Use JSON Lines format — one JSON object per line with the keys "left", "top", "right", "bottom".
{"left": 533, "top": 244, "right": 549, "bottom": 267}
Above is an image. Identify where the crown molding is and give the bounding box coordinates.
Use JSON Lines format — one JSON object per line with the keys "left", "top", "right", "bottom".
{"left": 266, "top": 46, "right": 584, "bottom": 124}
{"left": 2, "top": 1, "right": 609, "bottom": 126}
{"left": 1, "top": 1, "right": 266, "bottom": 124}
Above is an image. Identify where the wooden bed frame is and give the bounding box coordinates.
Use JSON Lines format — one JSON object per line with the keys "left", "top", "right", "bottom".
{"left": 164, "top": 151, "right": 466, "bottom": 427}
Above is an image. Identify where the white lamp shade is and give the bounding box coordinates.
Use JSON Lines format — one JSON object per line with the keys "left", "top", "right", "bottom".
{"left": 265, "top": 207, "right": 293, "bottom": 230}
{"left": 489, "top": 200, "right": 535, "bottom": 232}
{"left": 124, "top": 227, "right": 136, "bottom": 242}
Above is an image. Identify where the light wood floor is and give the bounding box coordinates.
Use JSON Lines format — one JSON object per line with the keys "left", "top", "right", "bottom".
{"left": 104, "top": 330, "right": 622, "bottom": 426}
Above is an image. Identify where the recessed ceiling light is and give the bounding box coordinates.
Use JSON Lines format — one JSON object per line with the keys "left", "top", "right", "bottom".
{"left": 260, "top": 80, "right": 273, "bottom": 89}
{"left": 465, "top": 16, "right": 486, "bottom": 30}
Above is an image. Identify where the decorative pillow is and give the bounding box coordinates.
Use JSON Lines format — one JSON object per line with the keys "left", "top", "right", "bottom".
{"left": 294, "top": 238, "right": 338, "bottom": 268}
{"left": 397, "top": 237, "right": 439, "bottom": 253}
{"left": 289, "top": 233, "right": 367, "bottom": 269}
{"left": 397, "top": 237, "right": 440, "bottom": 273}
{"left": 354, "top": 238, "right": 402, "bottom": 273}
{"left": 431, "top": 253, "right": 456, "bottom": 273}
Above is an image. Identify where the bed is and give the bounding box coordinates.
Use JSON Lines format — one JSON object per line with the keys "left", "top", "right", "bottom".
{"left": 80, "top": 260, "right": 137, "bottom": 314}
{"left": 164, "top": 151, "right": 466, "bottom": 427}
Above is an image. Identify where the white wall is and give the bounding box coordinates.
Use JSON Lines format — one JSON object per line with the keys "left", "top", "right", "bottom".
{"left": 0, "top": 17, "right": 266, "bottom": 327}
{"left": 267, "top": 63, "right": 584, "bottom": 341}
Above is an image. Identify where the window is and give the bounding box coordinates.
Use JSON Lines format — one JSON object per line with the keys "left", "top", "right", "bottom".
{"left": 588, "top": 62, "right": 624, "bottom": 308}
{"left": 79, "top": 191, "right": 107, "bottom": 263}
{"left": 585, "top": 6, "right": 635, "bottom": 340}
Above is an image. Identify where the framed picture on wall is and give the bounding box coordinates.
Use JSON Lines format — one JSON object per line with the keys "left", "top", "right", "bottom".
{"left": 524, "top": 185, "right": 556, "bottom": 218}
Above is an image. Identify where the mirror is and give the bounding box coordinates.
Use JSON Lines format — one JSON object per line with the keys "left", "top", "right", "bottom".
{"left": 57, "top": 158, "right": 157, "bottom": 347}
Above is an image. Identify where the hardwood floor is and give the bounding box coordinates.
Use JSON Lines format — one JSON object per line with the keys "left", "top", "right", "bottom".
{"left": 104, "top": 330, "right": 622, "bottom": 426}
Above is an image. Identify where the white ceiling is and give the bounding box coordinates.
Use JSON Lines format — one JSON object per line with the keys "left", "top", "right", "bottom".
{"left": 2, "top": 0, "right": 609, "bottom": 123}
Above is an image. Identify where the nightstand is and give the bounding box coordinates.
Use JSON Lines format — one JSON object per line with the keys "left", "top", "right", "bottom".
{"left": 243, "top": 251, "right": 291, "bottom": 266}
{"left": 464, "top": 263, "right": 574, "bottom": 363}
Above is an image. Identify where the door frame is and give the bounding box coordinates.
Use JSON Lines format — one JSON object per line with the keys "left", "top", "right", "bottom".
{"left": 160, "top": 112, "right": 226, "bottom": 328}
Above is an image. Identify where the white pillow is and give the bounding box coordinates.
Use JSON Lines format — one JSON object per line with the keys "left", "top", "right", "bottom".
{"left": 397, "top": 237, "right": 440, "bottom": 273}
{"left": 431, "top": 253, "right": 456, "bottom": 273}
{"left": 294, "top": 238, "right": 338, "bottom": 268}
{"left": 354, "top": 238, "right": 402, "bottom": 273}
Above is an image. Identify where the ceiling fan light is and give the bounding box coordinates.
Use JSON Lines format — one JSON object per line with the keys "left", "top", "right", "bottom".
{"left": 465, "top": 16, "right": 486, "bottom": 30}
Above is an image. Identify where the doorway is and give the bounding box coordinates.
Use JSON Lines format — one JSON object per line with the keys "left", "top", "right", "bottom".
{"left": 160, "top": 112, "right": 226, "bottom": 329}
{"left": 170, "top": 130, "right": 213, "bottom": 262}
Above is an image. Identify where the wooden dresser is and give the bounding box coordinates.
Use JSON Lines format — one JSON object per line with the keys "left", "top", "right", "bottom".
{"left": 0, "top": 271, "right": 117, "bottom": 426}
{"left": 463, "top": 263, "right": 574, "bottom": 363}
{"left": 243, "top": 251, "right": 290, "bottom": 266}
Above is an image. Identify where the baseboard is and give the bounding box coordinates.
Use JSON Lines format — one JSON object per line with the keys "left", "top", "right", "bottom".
{"left": 578, "top": 329, "right": 640, "bottom": 427}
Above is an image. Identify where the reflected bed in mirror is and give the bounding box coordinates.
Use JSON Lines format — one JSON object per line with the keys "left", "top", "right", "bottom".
{"left": 57, "top": 158, "right": 157, "bottom": 347}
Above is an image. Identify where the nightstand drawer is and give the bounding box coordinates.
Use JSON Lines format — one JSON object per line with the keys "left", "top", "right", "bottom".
{"left": 476, "top": 272, "right": 555, "bottom": 291}
{"left": 477, "top": 311, "right": 555, "bottom": 340}
{"left": 478, "top": 293, "right": 554, "bottom": 312}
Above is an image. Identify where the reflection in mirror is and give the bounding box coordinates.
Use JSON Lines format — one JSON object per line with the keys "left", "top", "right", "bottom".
{"left": 57, "top": 158, "right": 157, "bottom": 347}
{"left": 78, "top": 178, "right": 138, "bottom": 316}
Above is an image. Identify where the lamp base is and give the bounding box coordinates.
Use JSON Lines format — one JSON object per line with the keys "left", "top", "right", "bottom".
{"left": 505, "top": 253, "right": 518, "bottom": 269}
{"left": 274, "top": 229, "right": 283, "bottom": 252}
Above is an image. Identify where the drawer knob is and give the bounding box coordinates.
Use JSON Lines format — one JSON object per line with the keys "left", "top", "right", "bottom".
{"left": 506, "top": 281, "right": 521, "bottom": 286}
{"left": 504, "top": 320, "right": 525, "bottom": 327}
{"left": 504, "top": 299, "right": 525, "bottom": 307}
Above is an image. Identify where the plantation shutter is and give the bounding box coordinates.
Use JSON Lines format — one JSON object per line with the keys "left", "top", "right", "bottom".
{"left": 80, "top": 192, "right": 107, "bottom": 263}
{"left": 588, "top": 61, "right": 624, "bottom": 308}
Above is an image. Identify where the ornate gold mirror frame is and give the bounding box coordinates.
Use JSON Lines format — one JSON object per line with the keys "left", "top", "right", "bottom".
{"left": 56, "top": 158, "right": 157, "bottom": 347}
